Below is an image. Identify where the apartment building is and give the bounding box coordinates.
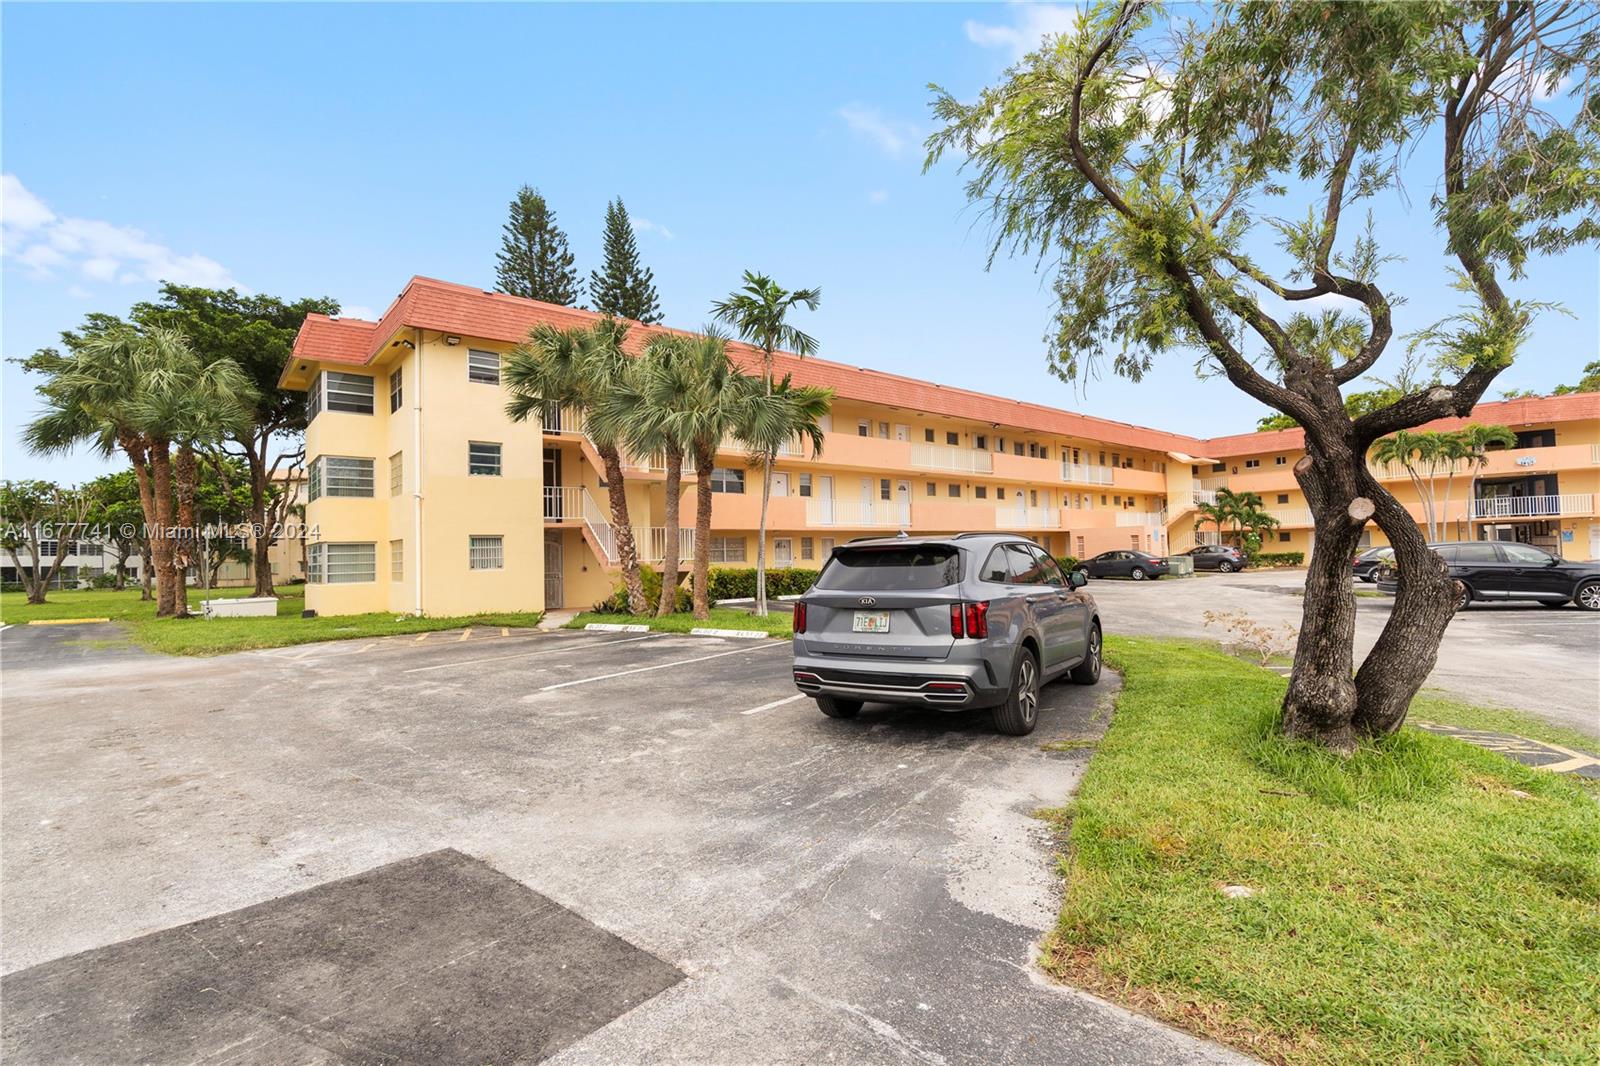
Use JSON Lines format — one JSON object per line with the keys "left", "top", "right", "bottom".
{"left": 283, "top": 276, "right": 1600, "bottom": 617}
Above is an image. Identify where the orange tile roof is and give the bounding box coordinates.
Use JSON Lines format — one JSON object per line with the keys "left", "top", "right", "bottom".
{"left": 287, "top": 276, "right": 1598, "bottom": 454}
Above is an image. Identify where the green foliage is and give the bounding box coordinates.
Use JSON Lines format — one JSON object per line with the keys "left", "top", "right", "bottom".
{"left": 1255, "top": 551, "right": 1305, "bottom": 567}
{"left": 1553, "top": 358, "right": 1600, "bottom": 395}
{"left": 588, "top": 198, "right": 661, "bottom": 324}
{"left": 1044, "top": 636, "right": 1600, "bottom": 1064}
{"left": 495, "top": 185, "right": 581, "bottom": 306}
{"left": 1055, "top": 556, "right": 1079, "bottom": 573}
{"left": 594, "top": 564, "right": 693, "bottom": 615}
{"left": 706, "top": 567, "right": 821, "bottom": 602}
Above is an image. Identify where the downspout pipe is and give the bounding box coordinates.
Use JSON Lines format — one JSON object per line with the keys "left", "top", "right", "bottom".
{"left": 413, "top": 328, "right": 425, "bottom": 616}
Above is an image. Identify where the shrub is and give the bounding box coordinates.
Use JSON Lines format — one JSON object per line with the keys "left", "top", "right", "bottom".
{"left": 707, "top": 567, "right": 821, "bottom": 602}
{"left": 91, "top": 573, "right": 118, "bottom": 589}
{"left": 593, "top": 564, "right": 693, "bottom": 615}
{"left": 1056, "top": 556, "right": 1079, "bottom": 573}
{"left": 1256, "top": 551, "right": 1305, "bottom": 567}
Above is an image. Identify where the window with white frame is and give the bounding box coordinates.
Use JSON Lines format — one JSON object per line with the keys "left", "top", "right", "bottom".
{"left": 307, "top": 371, "right": 375, "bottom": 421}
{"left": 308, "top": 542, "right": 376, "bottom": 584}
{"left": 390, "top": 539, "right": 404, "bottom": 581}
{"left": 389, "top": 367, "right": 403, "bottom": 413}
{"left": 710, "top": 467, "right": 745, "bottom": 494}
{"left": 308, "top": 456, "right": 375, "bottom": 501}
{"left": 708, "top": 535, "right": 747, "bottom": 563}
{"left": 468, "top": 441, "right": 503, "bottom": 476}
{"left": 820, "top": 537, "right": 835, "bottom": 557}
{"left": 389, "top": 452, "right": 403, "bottom": 496}
{"left": 1275, "top": 455, "right": 1287, "bottom": 465}
{"left": 1245, "top": 458, "right": 1261, "bottom": 468}
{"left": 798, "top": 473, "right": 812, "bottom": 497}
{"left": 800, "top": 536, "right": 814, "bottom": 561}
{"left": 857, "top": 420, "right": 870, "bottom": 437}
{"left": 469, "top": 535, "right": 504, "bottom": 570}
{"left": 467, "top": 349, "right": 501, "bottom": 384}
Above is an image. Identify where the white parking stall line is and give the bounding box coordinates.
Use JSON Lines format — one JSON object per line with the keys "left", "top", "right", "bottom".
{"left": 539, "top": 640, "right": 788, "bottom": 692}
{"left": 403, "top": 633, "right": 659, "bottom": 674}
{"left": 741, "top": 693, "right": 806, "bottom": 716}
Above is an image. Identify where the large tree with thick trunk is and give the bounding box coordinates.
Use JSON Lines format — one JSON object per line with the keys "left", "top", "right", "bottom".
{"left": 928, "top": 0, "right": 1598, "bottom": 752}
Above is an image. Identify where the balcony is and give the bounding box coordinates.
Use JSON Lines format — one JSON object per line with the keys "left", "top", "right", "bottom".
{"left": 804, "top": 497, "right": 910, "bottom": 528}
{"left": 1471, "top": 493, "right": 1596, "bottom": 520}
{"left": 1368, "top": 443, "right": 1599, "bottom": 482}
{"left": 543, "top": 486, "right": 583, "bottom": 522}
{"left": 1266, "top": 509, "right": 1315, "bottom": 527}
{"left": 1115, "top": 511, "right": 1168, "bottom": 528}
{"left": 541, "top": 404, "right": 586, "bottom": 435}
{"left": 1061, "top": 461, "right": 1114, "bottom": 486}
{"left": 997, "top": 505, "right": 1060, "bottom": 530}
{"left": 911, "top": 442, "right": 993, "bottom": 474}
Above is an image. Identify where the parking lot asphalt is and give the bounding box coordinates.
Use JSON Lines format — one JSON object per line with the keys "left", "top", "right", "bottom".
{"left": 1083, "top": 568, "right": 1600, "bottom": 739}
{"left": 0, "top": 626, "right": 1248, "bottom": 1065}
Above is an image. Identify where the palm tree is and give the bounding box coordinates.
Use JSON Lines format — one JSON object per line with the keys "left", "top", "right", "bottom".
{"left": 1432, "top": 431, "right": 1471, "bottom": 541}
{"left": 505, "top": 320, "right": 647, "bottom": 614}
{"left": 1194, "top": 499, "right": 1227, "bottom": 545}
{"left": 734, "top": 371, "right": 831, "bottom": 591}
{"left": 1370, "top": 430, "right": 1433, "bottom": 540}
{"left": 589, "top": 334, "right": 694, "bottom": 616}
{"left": 126, "top": 333, "right": 257, "bottom": 616}
{"left": 1458, "top": 424, "right": 1517, "bottom": 535}
{"left": 710, "top": 272, "right": 821, "bottom": 616}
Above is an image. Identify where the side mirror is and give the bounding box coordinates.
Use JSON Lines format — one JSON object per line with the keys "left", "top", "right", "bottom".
{"left": 1069, "top": 569, "right": 1088, "bottom": 589}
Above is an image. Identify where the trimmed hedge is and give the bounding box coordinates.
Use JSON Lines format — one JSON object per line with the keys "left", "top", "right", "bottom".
{"left": 1056, "top": 556, "right": 1080, "bottom": 573}
{"left": 1255, "top": 551, "right": 1305, "bottom": 567}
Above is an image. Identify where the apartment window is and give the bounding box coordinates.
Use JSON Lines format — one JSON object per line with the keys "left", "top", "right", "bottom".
{"left": 946, "top": 431, "right": 960, "bottom": 446}
{"left": 307, "top": 371, "right": 375, "bottom": 421}
{"left": 1245, "top": 458, "right": 1261, "bottom": 469}
{"left": 878, "top": 421, "right": 890, "bottom": 439}
{"left": 996, "top": 487, "right": 1006, "bottom": 500}
{"left": 975, "top": 434, "right": 987, "bottom": 450}
{"left": 858, "top": 420, "right": 870, "bottom": 437}
{"left": 1038, "top": 446, "right": 1048, "bottom": 460}
{"left": 1028, "top": 442, "right": 1039, "bottom": 458}
{"left": 1277, "top": 493, "right": 1289, "bottom": 504}
{"left": 390, "top": 539, "right": 404, "bottom": 582}
{"left": 390, "top": 452, "right": 403, "bottom": 496}
{"left": 467, "top": 349, "right": 501, "bottom": 384}
{"left": 1212, "top": 462, "right": 1227, "bottom": 472}
{"left": 996, "top": 437, "right": 1006, "bottom": 452}
{"left": 1013, "top": 442, "right": 1025, "bottom": 456}
{"left": 1279, "top": 532, "right": 1292, "bottom": 543}
{"left": 1101, "top": 494, "right": 1109, "bottom": 506}
{"left": 309, "top": 456, "right": 375, "bottom": 501}
{"left": 710, "top": 467, "right": 745, "bottom": 494}
{"left": 1098, "top": 452, "right": 1107, "bottom": 465}
{"left": 1274, "top": 456, "right": 1287, "bottom": 466}
{"left": 1113, "top": 495, "right": 1122, "bottom": 507}
{"left": 1112, "top": 453, "right": 1120, "bottom": 467}
{"left": 468, "top": 441, "right": 503, "bottom": 476}
{"left": 798, "top": 473, "right": 812, "bottom": 498}
{"left": 389, "top": 367, "right": 403, "bottom": 413}
{"left": 975, "top": 486, "right": 988, "bottom": 499}
{"left": 708, "top": 535, "right": 747, "bottom": 563}
{"left": 924, "top": 428, "right": 935, "bottom": 443}
{"left": 820, "top": 537, "right": 835, "bottom": 557}
{"left": 948, "top": 483, "right": 961, "bottom": 498}
{"left": 1030, "top": 489, "right": 1039, "bottom": 506}
{"left": 800, "top": 536, "right": 815, "bottom": 561}
{"left": 926, "top": 482, "right": 937, "bottom": 497}
{"left": 308, "top": 542, "right": 376, "bottom": 584}
{"left": 469, "top": 535, "right": 504, "bottom": 570}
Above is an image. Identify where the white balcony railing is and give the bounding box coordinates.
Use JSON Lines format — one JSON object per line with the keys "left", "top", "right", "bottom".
{"left": 639, "top": 526, "right": 696, "bottom": 564}
{"left": 541, "top": 403, "right": 586, "bottom": 435}
{"left": 1060, "top": 461, "right": 1115, "bottom": 485}
{"left": 998, "top": 506, "right": 1061, "bottom": 529}
{"left": 804, "top": 498, "right": 910, "bottom": 528}
{"left": 719, "top": 433, "right": 807, "bottom": 458}
{"left": 582, "top": 488, "right": 617, "bottom": 562}
{"left": 911, "top": 442, "right": 993, "bottom": 474}
{"left": 543, "top": 486, "right": 583, "bottom": 522}
{"left": 1266, "top": 509, "right": 1315, "bottom": 527}
{"left": 1189, "top": 489, "right": 1220, "bottom": 508}
{"left": 1116, "top": 511, "right": 1168, "bottom": 528}
{"left": 1471, "top": 493, "right": 1595, "bottom": 519}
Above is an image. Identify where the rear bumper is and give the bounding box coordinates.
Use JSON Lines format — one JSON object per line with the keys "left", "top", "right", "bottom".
{"left": 791, "top": 651, "right": 1009, "bottom": 710}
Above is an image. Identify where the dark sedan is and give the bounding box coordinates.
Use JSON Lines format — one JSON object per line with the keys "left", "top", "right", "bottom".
{"left": 1374, "top": 541, "right": 1600, "bottom": 611}
{"left": 1351, "top": 546, "right": 1394, "bottom": 583}
{"left": 1181, "top": 544, "right": 1249, "bottom": 573}
{"left": 1077, "top": 549, "right": 1170, "bottom": 581}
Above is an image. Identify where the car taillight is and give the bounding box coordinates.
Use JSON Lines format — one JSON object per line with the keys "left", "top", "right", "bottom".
{"left": 950, "top": 603, "right": 965, "bottom": 638}
{"left": 964, "top": 601, "right": 989, "bottom": 639}
{"left": 794, "top": 602, "right": 807, "bottom": 633}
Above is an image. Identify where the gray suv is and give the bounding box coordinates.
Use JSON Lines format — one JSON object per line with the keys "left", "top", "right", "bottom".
{"left": 791, "top": 533, "right": 1102, "bottom": 735}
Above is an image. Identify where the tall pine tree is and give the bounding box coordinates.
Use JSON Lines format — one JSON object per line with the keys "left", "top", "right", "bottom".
{"left": 495, "top": 185, "right": 581, "bottom": 306}
{"left": 588, "top": 198, "right": 662, "bottom": 324}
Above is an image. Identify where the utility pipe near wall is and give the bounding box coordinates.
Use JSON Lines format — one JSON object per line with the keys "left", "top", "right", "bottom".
{"left": 413, "top": 328, "right": 425, "bottom": 616}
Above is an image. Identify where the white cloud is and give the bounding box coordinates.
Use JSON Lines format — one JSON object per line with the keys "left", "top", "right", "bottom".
{"left": 964, "top": 3, "right": 1082, "bottom": 61}
{"left": 867, "top": 189, "right": 890, "bottom": 205}
{"left": 631, "top": 217, "right": 674, "bottom": 240}
{"left": 336, "top": 304, "right": 377, "bottom": 321}
{"left": 0, "top": 173, "right": 238, "bottom": 289}
{"left": 838, "top": 103, "right": 925, "bottom": 159}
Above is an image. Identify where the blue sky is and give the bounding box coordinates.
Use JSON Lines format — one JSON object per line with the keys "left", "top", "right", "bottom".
{"left": 3, "top": 2, "right": 1594, "bottom": 483}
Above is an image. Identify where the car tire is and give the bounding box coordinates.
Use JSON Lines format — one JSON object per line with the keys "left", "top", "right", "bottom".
{"left": 1453, "top": 582, "right": 1472, "bottom": 611}
{"left": 992, "top": 646, "right": 1041, "bottom": 736}
{"left": 1575, "top": 581, "right": 1600, "bottom": 612}
{"left": 1217, "top": 561, "right": 1235, "bottom": 573}
{"left": 1361, "top": 571, "right": 1378, "bottom": 584}
{"left": 816, "top": 695, "right": 862, "bottom": 719}
{"left": 1131, "top": 568, "right": 1147, "bottom": 581}
{"left": 1070, "top": 624, "right": 1101, "bottom": 685}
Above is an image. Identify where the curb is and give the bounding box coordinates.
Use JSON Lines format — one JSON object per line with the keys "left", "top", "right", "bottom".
{"left": 689, "top": 628, "right": 767, "bottom": 640}
{"left": 27, "top": 618, "right": 112, "bottom": 626}
{"left": 583, "top": 623, "right": 650, "bottom": 633}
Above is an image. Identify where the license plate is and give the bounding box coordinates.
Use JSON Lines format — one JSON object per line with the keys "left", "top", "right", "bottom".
{"left": 852, "top": 611, "right": 890, "bottom": 633}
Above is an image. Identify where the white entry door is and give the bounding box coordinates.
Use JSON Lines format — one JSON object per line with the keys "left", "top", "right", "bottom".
{"left": 1590, "top": 523, "right": 1599, "bottom": 559}
{"left": 894, "top": 424, "right": 910, "bottom": 441}
{"left": 817, "top": 475, "right": 835, "bottom": 524}
{"left": 772, "top": 472, "right": 790, "bottom": 497}
{"left": 774, "top": 538, "right": 794, "bottom": 567}
{"left": 543, "top": 531, "right": 564, "bottom": 609}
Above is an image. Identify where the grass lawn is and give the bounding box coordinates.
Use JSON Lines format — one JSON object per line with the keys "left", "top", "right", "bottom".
{"left": 1042, "top": 636, "right": 1600, "bottom": 1066}
{"left": 566, "top": 607, "right": 792, "bottom": 637}
{"left": 2, "top": 585, "right": 543, "bottom": 656}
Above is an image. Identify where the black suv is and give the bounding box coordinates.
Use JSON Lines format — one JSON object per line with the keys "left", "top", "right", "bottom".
{"left": 1375, "top": 541, "right": 1600, "bottom": 611}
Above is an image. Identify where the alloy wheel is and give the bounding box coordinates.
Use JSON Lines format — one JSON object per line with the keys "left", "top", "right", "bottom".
{"left": 1018, "top": 658, "right": 1038, "bottom": 725}
{"left": 1087, "top": 631, "right": 1101, "bottom": 680}
{"left": 1131, "top": 568, "right": 1146, "bottom": 581}
{"left": 1578, "top": 583, "right": 1600, "bottom": 611}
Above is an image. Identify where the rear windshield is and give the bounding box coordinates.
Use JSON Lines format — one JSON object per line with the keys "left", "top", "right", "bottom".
{"left": 816, "top": 545, "right": 962, "bottom": 592}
